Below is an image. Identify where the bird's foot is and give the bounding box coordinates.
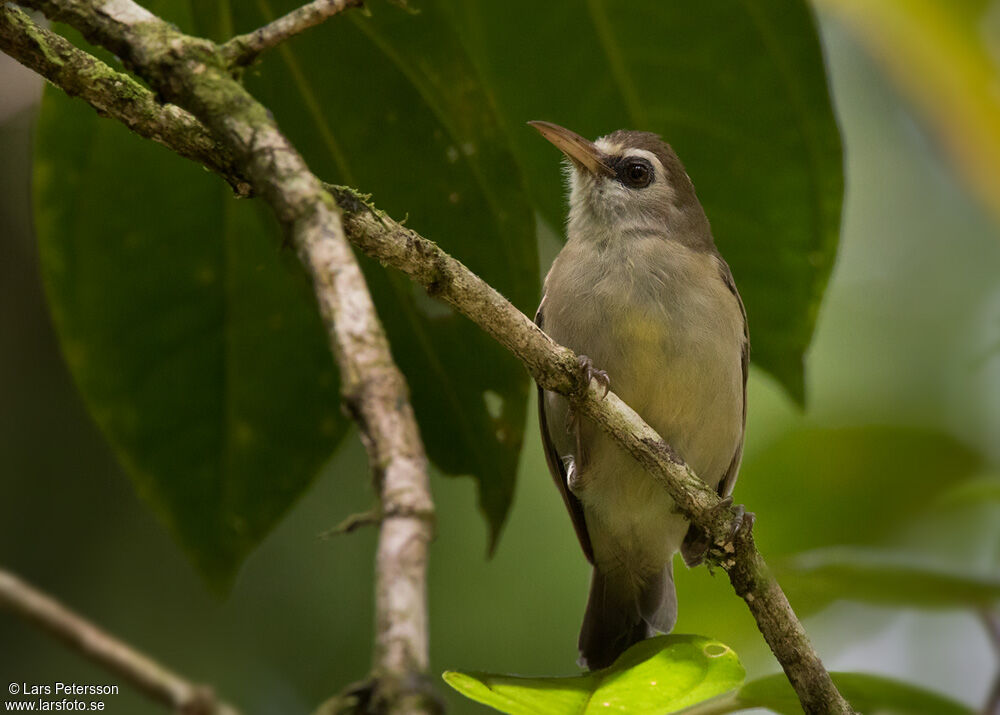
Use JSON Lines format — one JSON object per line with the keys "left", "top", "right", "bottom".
{"left": 687, "top": 497, "right": 756, "bottom": 570}
{"left": 725, "top": 498, "right": 755, "bottom": 537}
{"left": 711, "top": 497, "right": 755, "bottom": 566}
{"left": 577, "top": 354, "right": 610, "bottom": 398}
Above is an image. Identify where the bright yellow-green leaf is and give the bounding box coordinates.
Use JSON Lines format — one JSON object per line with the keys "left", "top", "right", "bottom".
{"left": 443, "top": 635, "right": 744, "bottom": 715}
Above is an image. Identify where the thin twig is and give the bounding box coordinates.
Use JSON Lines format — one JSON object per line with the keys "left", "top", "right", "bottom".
{"left": 0, "top": 568, "right": 240, "bottom": 715}
{"left": 220, "top": 0, "right": 363, "bottom": 69}
{"left": 319, "top": 508, "right": 382, "bottom": 538}
{"left": 3, "top": 4, "right": 852, "bottom": 712}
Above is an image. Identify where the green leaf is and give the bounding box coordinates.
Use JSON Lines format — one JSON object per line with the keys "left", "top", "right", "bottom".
{"left": 777, "top": 546, "right": 1000, "bottom": 612}
{"left": 34, "top": 14, "right": 345, "bottom": 587}
{"left": 737, "top": 672, "right": 974, "bottom": 714}
{"left": 443, "top": 635, "right": 745, "bottom": 715}
{"left": 34, "top": 0, "right": 538, "bottom": 582}
{"left": 439, "top": 0, "right": 843, "bottom": 403}
{"left": 214, "top": 0, "right": 538, "bottom": 549}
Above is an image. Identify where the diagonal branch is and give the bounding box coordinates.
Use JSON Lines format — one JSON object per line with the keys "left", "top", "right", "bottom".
{"left": 1, "top": 4, "right": 852, "bottom": 713}
{"left": 0, "top": 568, "right": 241, "bottom": 715}
{"left": 220, "top": 0, "right": 363, "bottom": 69}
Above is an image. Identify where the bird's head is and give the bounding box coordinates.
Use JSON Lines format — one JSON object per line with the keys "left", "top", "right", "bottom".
{"left": 529, "top": 121, "right": 712, "bottom": 250}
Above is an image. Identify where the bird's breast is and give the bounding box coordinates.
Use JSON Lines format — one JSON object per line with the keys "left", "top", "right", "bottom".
{"left": 542, "top": 234, "right": 744, "bottom": 486}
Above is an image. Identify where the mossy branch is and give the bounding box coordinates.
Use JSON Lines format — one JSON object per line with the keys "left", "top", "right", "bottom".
{"left": 0, "top": 3, "right": 252, "bottom": 197}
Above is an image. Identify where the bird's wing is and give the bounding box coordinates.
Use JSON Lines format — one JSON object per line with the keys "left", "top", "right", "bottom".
{"left": 716, "top": 257, "right": 749, "bottom": 498}
{"left": 535, "top": 300, "right": 595, "bottom": 564}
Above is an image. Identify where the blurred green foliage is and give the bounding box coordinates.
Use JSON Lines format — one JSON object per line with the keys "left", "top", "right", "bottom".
{"left": 736, "top": 672, "right": 975, "bottom": 714}
{"left": 777, "top": 546, "right": 1000, "bottom": 612}
{"left": 814, "top": 0, "right": 1000, "bottom": 223}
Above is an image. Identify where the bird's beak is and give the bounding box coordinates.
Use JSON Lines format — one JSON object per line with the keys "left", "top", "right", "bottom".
{"left": 528, "top": 121, "right": 614, "bottom": 177}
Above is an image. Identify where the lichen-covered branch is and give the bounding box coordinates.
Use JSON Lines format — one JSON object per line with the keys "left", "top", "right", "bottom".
{"left": 0, "top": 568, "right": 241, "bottom": 715}
{"left": 0, "top": 3, "right": 251, "bottom": 197}
{"left": 9, "top": 1, "right": 435, "bottom": 712}
{"left": 2, "top": 3, "right": 851, "bottom": 712}
{"left": 219, "top": 0, "right": 362, "bottom": 69}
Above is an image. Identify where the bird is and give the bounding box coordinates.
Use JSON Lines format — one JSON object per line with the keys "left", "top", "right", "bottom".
{"left": 529, "top": 121, "right": 749, "bottom": 671}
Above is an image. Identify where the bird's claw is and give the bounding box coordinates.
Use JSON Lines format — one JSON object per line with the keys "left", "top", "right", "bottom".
{"left": 578, "top": 354, "right": 610, "bottom": 398}
{"left": 710, "top": 496, "right": 755, "bottom": 558}
{"left": 682, "top": 496, "right": 756, "bottom": 568}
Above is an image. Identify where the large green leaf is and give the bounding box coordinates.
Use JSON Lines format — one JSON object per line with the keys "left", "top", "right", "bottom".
{"left": 34, "top": 0, "right": 537, "bottom": 582}
{"left": 777, "top": 546, "right": 1000, "bottom": 612}
{"left": 737, "top": 672, "right": 974, "bottom": 714}
{"left": 34, "top": 14, "right": 345, "bottom": 587}
{"left": 443, "top": 635, "right": 745, "bottom": 715}
{"left": 440, "top": 0, "right": 843, "bottom": 402}
{"left": 214, "top": 0, "right": 538, "bottom": 550}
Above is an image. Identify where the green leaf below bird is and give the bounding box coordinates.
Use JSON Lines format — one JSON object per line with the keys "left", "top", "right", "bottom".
{"left": 443, "top": 635, "right": 745, "bottom": 715}
{"left": 443, "top": 636, "right": 976, "bottom": 714}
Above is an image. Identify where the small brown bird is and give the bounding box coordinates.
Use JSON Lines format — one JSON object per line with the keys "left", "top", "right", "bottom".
{"left": 531, "top": 121, "right": 748, "bottom": 670}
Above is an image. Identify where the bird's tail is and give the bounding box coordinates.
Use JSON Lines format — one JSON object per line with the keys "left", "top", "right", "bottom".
{"left": 577, "top": 562, "right": 677, "bottom": 670}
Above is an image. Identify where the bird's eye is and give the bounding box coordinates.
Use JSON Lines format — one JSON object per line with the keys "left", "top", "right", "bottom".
{"left": 619, "top": 158, "right": 653, "bottom": 188}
